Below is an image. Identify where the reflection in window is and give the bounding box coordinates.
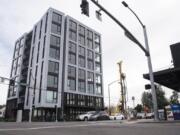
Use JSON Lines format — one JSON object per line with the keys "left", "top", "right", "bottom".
{"left": 95, "top": 74, "right": 102, "bottom": 84}
{"left": 78, "top": 57, "right": 85, "bottom": 67}
{"left": 50, "top": 35, "right": 60, "bottom": 47}
{"left": 95, "top": 84, "right": 102, "bottom": 95}
{"left": 87, "top": 39, "right": 93, "bottom": 49}
{"left": 78, "top": 46, "right": 85, "bottom": 57}
{"left": 68, "top": 66, "right": 76, "bottom": 78}
{"left": 87, "top": 72, "right": 94, "bottom": 94}
{"left": 95, "top": 63, "right": 101, "bottom": 72}
{"left": 48, "top": 61, "right": 59, "bottom": 73}
{"left": 68, "top": 53, "right": 76, "bottom": 65}
{"left": 87, "top": 83, "right": 94, "bottom": 94}
{"left": 69, "top": 42, "right": 76, "bottom": 53}
{"left": 49, "top": 47, "right": 60, "bottom": 60}
{"left": 52, "top": 12, "right": 62, "bottom": 24}
{"left": 68, "top": 78, "right": 76, "bottom": 91}
{"left": 88, "top": 60, "right": 93, "bottom": 70}
{"left": 87, "top": 30, "right": 93, "bottom": 49}
{"left": 95, "top": 53, "right": 101, "bottom": 63}
{"left": 69, "top": 30, "right": 77, "bottom": 42}
{"left": 69, "top": 20, "right": 77, "bottom": 41}
{"left": 78, "top": 81, "right": 85, "bottom": 92}
{"left": 51, "top": 23, "right": 61, "bottom": 35}
{"left": 47, "top": 74, "right": 58, "bottom": 88}
{"left": 88, "top": 72, "right": 94, "bottom": 82}
{"left": 69, "top": 20, "right": 77, "bottom": 31}
{"left": 88, "top": 50, "right": 93, "bottom": 60}
{"left": 78, "top": 69, "right": 85, "bottom": 80}
{"left": 46, "top": 90, "right": 57, "bottom": 103}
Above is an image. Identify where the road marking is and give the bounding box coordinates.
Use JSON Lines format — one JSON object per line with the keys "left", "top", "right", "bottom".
{"left": 0, "top": 122, "right": 116, "bottom": 132}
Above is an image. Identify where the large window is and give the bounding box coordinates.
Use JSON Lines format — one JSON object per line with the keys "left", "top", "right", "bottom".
{"left": 46, "top": 90, "right": 57, "bottom": 103}
{"left": 87, "top": 72, "right": 94, "bottom": 94}
{"left": 88, "top": 60, "right": 93, "bottom": 70}
{"left": 49, "top": 47, "right": 60, "bottom": 60}
{"left": 96, "top": 98, "right": 102, "bottom": 107}
{"left": 68, "top": 53, "right": 76, "bottom": 65}
{"left": 78, "top": 46, "right": 85, "bottom": 57}
{"left": 78, "top": 69, "right": 85, "bottom": 92}
{"left": 69, "top": 31, "right": 77, "bottom": 42}
{"left": 67, "top": 78, "right": 76, "bottom": 91}
{"left": 67, "top": 66, "right": 76, "bottom": 90}
{"left": 78, "top": 95, "right": 85, "bottom": 106}
{"left": 95, "top": 53, "right": 101, "bottom": 63}
{"left": 87, "top": 30, "right": 93, "bottom": 39}
{"left": 52, "top": 12, "right": 62, "bottom": 24}
{"left": 69, "top": 20, "right": 77, "bottom": 42}
{"left": 78, "top": 69, "right": 85, "bottom": 80}
{"left": 68, "top": 66, "right": 76, "bottom": 78}
{"left": 78, "top": 57, "right": 85, "bottom": 68}
{"left": 78, "top": 81, "right": 85, "bottom": 92}
{"left": 69, "top": 20, "right": 77, "bottom": 31}
{"left": 69, "top": 42, "right": 76, "bottom": 53}
{"left": 95, "top": 85, "right": 102, "bottom": 95}
{"left": 87, "top": 83, "right": 94, "bottom": 94}
{"left": 87, "top": 30, "right": 93, "bottom": 49}
{"left": 95, "top": 34, "right": 101, "bottom": 53}
{"left": 95, "top": 74, "right": 102, "bottom": 84}
{"left": 78, "top": 25, "right": 85, "bottom": 45}
{"left": 95, "top": 63, "right": 101, "bottom": 72}
{"left": 51, "top": 23, "right": 61, "bottom": 35}
{"left": 95, "top": 74, "right": 102, "bottom": 95}
{"left": 47, "top": 74, "right": 58, "bottom": 88}
{"left": 50, "top": 35, "right": 60, "bottom": 47}
{"left": 88, "top": 50, "right": 93, "bottom": 60}
{"left": 48, "top": 61, "right": 59, "bottom": 73}
{"left": 88, "top": 72, "right": 94, "bottom": 82}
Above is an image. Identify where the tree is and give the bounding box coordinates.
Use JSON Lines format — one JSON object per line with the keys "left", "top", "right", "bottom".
{"left": 134, "top": 104, "right": 143, "bottom": 112}
{"left": 141, "top": 85, "right": 169, "bottom": 110}
{"left": 141, "top": 91, "right": 153, "bottom": 110}
{"left": 170, "top": 91, "right": 179, "bottom": 104}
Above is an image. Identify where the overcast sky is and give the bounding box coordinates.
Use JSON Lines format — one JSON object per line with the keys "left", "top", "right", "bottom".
{"left": 0, "top": 0, "right": 180, "bottom": 107}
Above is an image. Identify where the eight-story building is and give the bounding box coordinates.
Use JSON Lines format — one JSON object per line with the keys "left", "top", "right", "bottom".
{"left": 5, "top": 8, "right": 104, "bottom": 121}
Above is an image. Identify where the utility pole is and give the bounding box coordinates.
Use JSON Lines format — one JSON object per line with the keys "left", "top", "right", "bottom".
{"left": 117, "top": 61, "right": 125, "bottom": 114}
{"left": 122, "top": 1, "right": 159, "bottom": 121}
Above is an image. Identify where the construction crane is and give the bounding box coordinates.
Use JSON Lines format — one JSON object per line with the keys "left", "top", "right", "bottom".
{"left": 117, "top": 61, "right": 128, "bottom": 114}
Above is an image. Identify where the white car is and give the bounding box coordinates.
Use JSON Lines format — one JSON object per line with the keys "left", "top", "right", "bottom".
{"left": 110, "top": 113, "right": 125, "bottom": 120}
{"left": 76, "top": 111, "right": 95, "bottom": 121}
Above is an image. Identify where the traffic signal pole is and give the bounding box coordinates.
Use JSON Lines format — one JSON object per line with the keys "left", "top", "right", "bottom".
{"left": 89, "top": 0, "right": 149, "bottom": 56}
{"left": 80, "top": 0, "right": 159, "bottom": 121}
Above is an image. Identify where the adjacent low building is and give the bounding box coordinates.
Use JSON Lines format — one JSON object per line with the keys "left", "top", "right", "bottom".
{"left": 5, "top": 8, "right": 104, "bottom": 121}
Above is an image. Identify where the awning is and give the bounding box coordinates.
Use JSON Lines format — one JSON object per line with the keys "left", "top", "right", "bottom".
{"left": 143, "top": 67, "right": 180, "bottom": 92}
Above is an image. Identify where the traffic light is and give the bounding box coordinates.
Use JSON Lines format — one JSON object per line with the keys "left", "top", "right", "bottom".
{"left": 145, "top": 84, "right": 151, "bottom": 90}
{"left": 80, "top": 0, "right": 89, "bottom": 17}
{"left": 145, "top": 84, "right": 157, "bottom": 90}
{"left": 9, "top": 79, "right": 15, "bottom": 86}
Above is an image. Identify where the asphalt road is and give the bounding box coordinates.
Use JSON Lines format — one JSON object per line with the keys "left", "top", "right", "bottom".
{"left": 0, "top": 120, "right": 179, "bottom": 135}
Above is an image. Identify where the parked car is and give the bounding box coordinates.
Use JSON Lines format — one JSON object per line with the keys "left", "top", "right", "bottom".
{"left": 89, "top": 111, "right": 110, "bottom": 121}
{"left": 136, "top": 113, "right": 145, "bottom": 119}
{"left": 145, "top": 113, "right": 154, "bottom": 119}
{"left": 110, "top": 113, "right": 125, "bottom": 120}
{"left": 76, "top": 111, "right": 95, "bottom": 121}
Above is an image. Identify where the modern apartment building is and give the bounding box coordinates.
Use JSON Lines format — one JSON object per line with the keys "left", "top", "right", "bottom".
{"left": 5, "top": 8, "right": 104, "bottom": 121}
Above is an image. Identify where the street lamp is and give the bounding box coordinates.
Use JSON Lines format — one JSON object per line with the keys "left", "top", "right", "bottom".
{"left": 108, "top": 80, "right": 119, "bottom": 115}
{"left": 122, "top": 1, "right": 159, "bottom": 121}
